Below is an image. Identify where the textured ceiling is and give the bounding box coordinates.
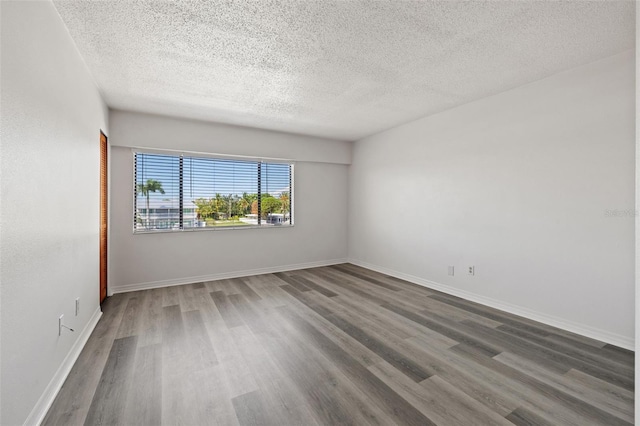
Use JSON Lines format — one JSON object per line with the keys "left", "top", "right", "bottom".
{"left": 52, "top": 0, "right": 634, "bottom": 141}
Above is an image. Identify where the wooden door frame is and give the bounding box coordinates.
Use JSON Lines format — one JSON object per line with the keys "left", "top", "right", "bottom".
{"left": 100, "top": 130, "right": 108, "bottom": 303}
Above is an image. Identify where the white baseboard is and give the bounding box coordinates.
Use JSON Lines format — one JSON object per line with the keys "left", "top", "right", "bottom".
{"left": 348, "top": 258, "right": 634, "bottom": 351}
{"left": 24, "top": 307, "right": 103, "bottom": 426}
{"left": 109, "top": 258, "right": 349, "bottom": 295}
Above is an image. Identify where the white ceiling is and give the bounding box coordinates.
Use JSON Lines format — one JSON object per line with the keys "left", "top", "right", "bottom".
{"left": 52, "top": 0, "right": 635, "bottom": 141}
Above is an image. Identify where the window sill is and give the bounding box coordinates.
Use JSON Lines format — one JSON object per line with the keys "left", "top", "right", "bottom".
{"left": 133, "top": 224, "right": 294, "bottom": 235}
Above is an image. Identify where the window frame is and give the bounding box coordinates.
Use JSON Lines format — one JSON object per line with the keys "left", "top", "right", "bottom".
{"left": 132, "top": 149, "right": 294, "bottom": 234}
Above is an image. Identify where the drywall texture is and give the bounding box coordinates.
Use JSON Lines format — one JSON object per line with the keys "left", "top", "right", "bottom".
{"left": 349, "top": 51, "right": 635, "bottom": 346}
{"left": 110, "top": 109, "right": 351, "bottom": 164}
{"left": 53, "top": 1, "right": 634, "bottom": 140}
{"left": 108, "top": 113, "right": 349, "bottom": 292}
{"left": 0, "top": 2, "right": 109, "bottom": 424}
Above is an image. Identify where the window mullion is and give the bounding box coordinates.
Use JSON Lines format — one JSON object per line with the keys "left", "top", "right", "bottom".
{"left": 257, "top": 162, "right": 262, "bottom": 225}
{"left": 179, "top": 155, "right": 184, "bottom": 230}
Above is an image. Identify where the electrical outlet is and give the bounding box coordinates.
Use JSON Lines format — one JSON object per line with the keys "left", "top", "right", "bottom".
{"left": 59, "top": 314, "right": 74, "bottom": 335}
{"left": 75, "top": 298, "right": 80, "bottom": 316}
{"left": 448, "top": 266, "right": 455, "bottom": 276}
{"left": 467, "top": 266, "right": 475, "bottom": 276}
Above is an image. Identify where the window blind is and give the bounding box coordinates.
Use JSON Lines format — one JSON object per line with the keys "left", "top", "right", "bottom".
{"left": 134, "top": 152, "right": 293, "bottom": 232}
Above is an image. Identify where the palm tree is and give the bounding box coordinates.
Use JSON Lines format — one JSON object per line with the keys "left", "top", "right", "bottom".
{"left": 279, "top": 192, "right": 290, "bottom": 222}
{"left": 213, "top": 193, "right": 224, "bottom": 219}
{"left": 225, "top": 194, "right": 234, "bottom": 219}
{"left": 137, "top": 179, "right": 165, "bottom": 228}
{"left": 238, "top": 192, "right": 251, "bottom": 216}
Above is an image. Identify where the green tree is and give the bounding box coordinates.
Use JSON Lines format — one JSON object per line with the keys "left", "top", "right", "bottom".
{"left": 193, "top": 198, "right": 214, "bottom": 220}
{"left": 260, "top": 194, "right": 280, "bottom": 219}
{"left": 238, "top": 192, "right": 255, "bottom": 216}
{"left": 137, "top": 179, "right": 165, "bottom": 228}
{"left": 213, "top": 194, "right": 224, "bottom": 219}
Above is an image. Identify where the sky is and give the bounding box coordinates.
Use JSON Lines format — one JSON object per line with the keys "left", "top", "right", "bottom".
{"left": 135, "top": 153, "right": 291, "bottom": 208}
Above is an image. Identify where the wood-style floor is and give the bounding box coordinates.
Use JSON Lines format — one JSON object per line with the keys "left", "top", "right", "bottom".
{"left": 43, "top": 264, "right": 634, "bottom": 426}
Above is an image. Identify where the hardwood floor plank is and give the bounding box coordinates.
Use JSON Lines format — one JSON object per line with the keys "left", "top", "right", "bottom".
{"left": 304, "top": 286, "right": 414, "bottom": 341}
{"left": 160, "top": 304, "right": 193, "bottom": 425}
{"left": 115, "top": 294, "right": 143, "bottom": 339}
{"left": 206, "top": 278, "right": 240, "bottom": 295}
{"left": 288, "top": 273, "right": 339, "bottom": 297}
{"left": 419, "top": 296, "right": 504, "bottom": 328}
{"left": 331, "top": 263, "right": 402, "bottom": 291}
{"left": 297, "top": 270, "right": 460, "bottom": 348}
{"left": 233, "top": 277, "right": 263, "bottom": 301}
{"left": 178, "top": 283, "right": 201, "bottom": 312}
{"left": 262, "top": 306, "right": 383, "bottom": 425}
{"left": 497, "top": 324, "right": 633, "bottom": 377}
{"left": 380, "top": 302, "right": 503, "bottom": 358}
{"left": 228, "top": 293, "right": 268, "bottom": 335}
{"left": 183, "top": 309, "right": 219, "bottom": 369}
{"left": 277, "top": 305, "right": 438, "bottom": 426}
{"left": 495, "top": 351, "right": 633, "bottom": 423}
{"left": 282, "top": 283, "right": 433, "bottom": 383}
{"left": 428, "top": 293, "right": 553, "bottom": 337}
{"left": 137, "top": 287, "right": 163, "bottom": 347}
{"left": 506, "top": 407, "right": 557, "bottom": 426}
{"left": 200, "top": 365, "right": 241, "bottom": 426}
{"left": 232, "top": 390, "right": 274, "bottom": 426}
{"left": 327, "top": 269, "right": 450, "bottom": 316}
{"left": 544, "top": 333, "right": 610, "bottom": 356}
{"left": 229, "top": 325, "right": 321, "bottom": 426}
{"left": 452, "top": 319, "right": 578, "bottom": 375}
{"left": 460, "top": 320, "right": 634, "bottom": 391}
{"left": 564, "top": 369, "right": 635, "bottom": 417}
{"left": 369, "top": 361, "right": 513, "bottom": 426}
{"left": 247, "top": 282, "right": 289, "bottom": 309}
{"left": 452, "top": 343, "right": 633, "bottom": 426}
{"left": 402, "top": 336, "right": 521, "bottom": 416}
{"left": 123, "top": 343, "right": 162, "bottom": 425}
{"left": 333, "top": 264, "right": 413, "bottom": 290}
{"left": 449, "top": 344, "right": 604, "bottom": 425}
{"left": 305, "top": 267, "right": 390, "bottom": 305}
{"left": 273, "top": 272, "right": 312, "bottom": 292}
{"left": 162, "top": 285, "right": 180, "bottom": 307}
{"left": 428, "top": 291, "right": 612, "bottom": 350}
{"left": 426, "top": 375, "right": 515, "bottom": 425}
{"left": 600, "top": 344, "right": 636, "bottom": 367}
{"left": 84, "top": 336, "right": 138, "bottom": 425}
{"left": 204, "top": 317, "right": 259, "bottom": 399}
{"left": 211, "top": 290, "right": 244, "bottom": 329}
{"left": 274, "top": 285, "right": 385, "bottom": 368}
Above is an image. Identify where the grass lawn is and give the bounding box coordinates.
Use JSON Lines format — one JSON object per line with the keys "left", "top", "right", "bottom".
{"left": 212, "top": 220, "right": 250, "bottom": 227}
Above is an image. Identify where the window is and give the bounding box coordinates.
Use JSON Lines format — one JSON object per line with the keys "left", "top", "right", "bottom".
{"left": 134, "top": 152, "right": 293, "bottom": 232}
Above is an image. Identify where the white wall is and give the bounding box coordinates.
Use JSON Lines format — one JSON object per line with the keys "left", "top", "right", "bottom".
{"left": 109, "top": 111, "right": 350, "bottom": 292}
{"left": 349, "top": 50, "right": 635, "bottom": 348}
{"left": 0, "top": 1, "right": 109, "bottom": 425}
{"left": 635, "top": 5, "right": 639, "bottom": 423}
{"left": 110, "top": 110, "right": 351, "bottom": 164}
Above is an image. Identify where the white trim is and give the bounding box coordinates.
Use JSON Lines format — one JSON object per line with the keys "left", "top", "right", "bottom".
{"left": 24, "top": 307, "right": 103, "bottom": 426}
{"left": 130, "top": 146, "right": 295, "bottom": 164}
{"left": 109, "top": 258, "right": 348, "bottom": 295}
{"left": 349, "top": 258, "right": 634, "bottom": 350}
